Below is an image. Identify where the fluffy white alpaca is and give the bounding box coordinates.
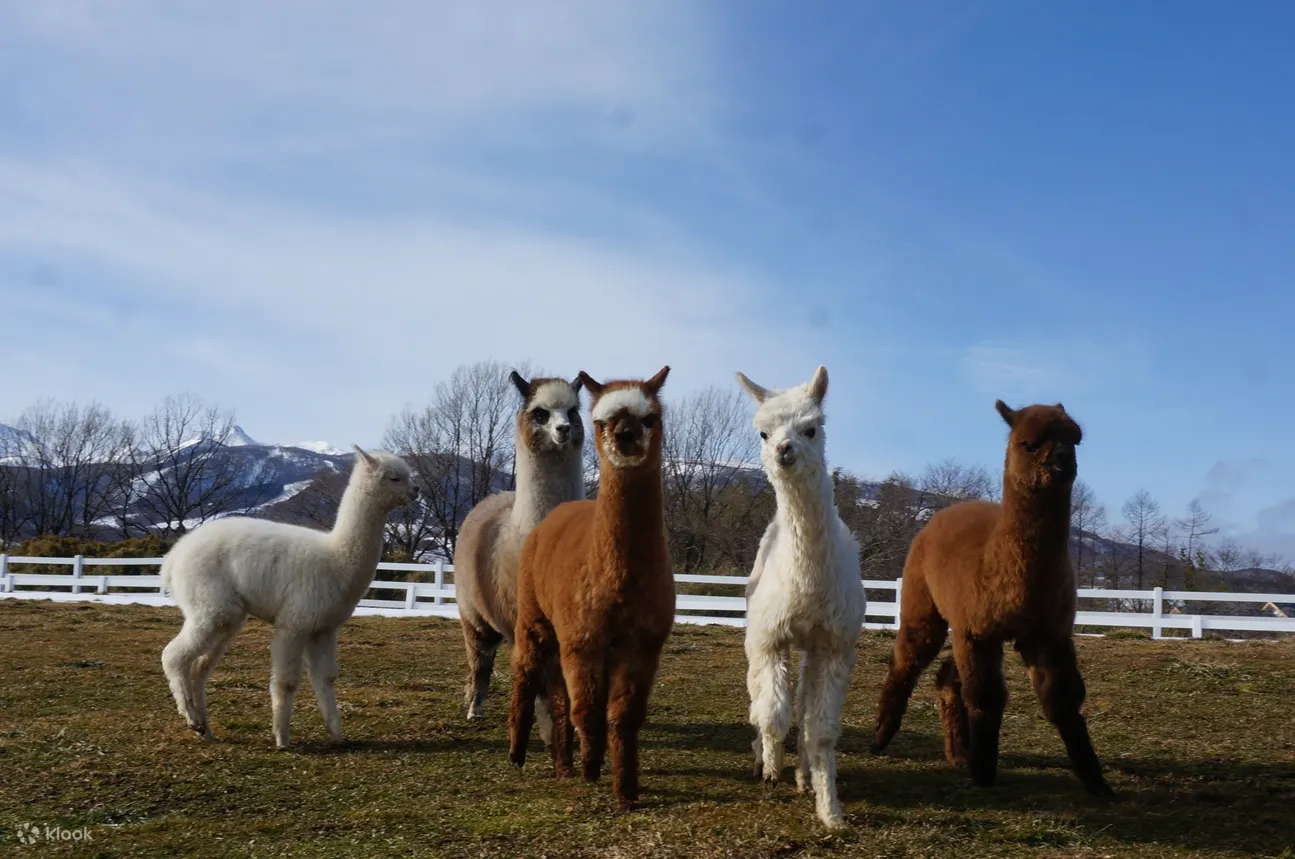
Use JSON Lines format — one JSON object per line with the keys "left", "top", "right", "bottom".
{"left": 160, "top": 446, "right": 418, "bottom": 748}
{"left": 737, "top": 366, "right": 866, "bottom": 829}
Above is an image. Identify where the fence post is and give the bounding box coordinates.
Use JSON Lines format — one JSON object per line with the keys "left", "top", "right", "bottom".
{"left": 892, "top": 577, "right": 903, "bottom": 630}
{"left": 1191, "top": 614, "right": 1203, "bottom": 639}
{"left": 72, "top": 555, "right": 84, "bottom": 595}
{"left": 1151, "top": 587, "right": 1163, "bottom": 640}
{"left": 434, "top": 561, "right": 445, "bottom": 606}
{"left": 0, "top": 553, "right": 8, "bottom": 592}
{"left": 405, "top": 583, "right": 416, "bottom": 610}
{"left": 97, "top": 575, "right": 108, "bottom": 595}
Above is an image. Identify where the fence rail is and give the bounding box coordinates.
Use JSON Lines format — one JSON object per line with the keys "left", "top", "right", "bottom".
{"left": 1, "top": 555, "right": 1293, "bottom": 638}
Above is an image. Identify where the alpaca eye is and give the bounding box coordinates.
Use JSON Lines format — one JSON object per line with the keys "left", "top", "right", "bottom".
{"left": 532, "top": 408, "right": 549, "bottom": 423}
{"left": 388, "top": 475, "right": 401, "bottom": 482}
{"left": 568, "top": 407, "right": 579, "bottom": 422}
{"left": 804, "top": 427, "right": 816, "bottom": 438}
{"left": 759, "top": 432, "right": 768, "bottom": 440}
{"left": 1021, "top": 439, "right": 1040, "bottom": 453}
{"left": 642, "top": 415, "right": 656, "bottom": 429}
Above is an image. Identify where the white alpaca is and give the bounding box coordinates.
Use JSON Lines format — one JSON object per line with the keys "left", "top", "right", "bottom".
{"left": 160, "top": 446, "right": 418, "bottom": 748}
{"left": 455, "top": 373, "right": 584, "bottom": 740}
{"left": 737, "top": 366, "right": 866, "bottom": 829}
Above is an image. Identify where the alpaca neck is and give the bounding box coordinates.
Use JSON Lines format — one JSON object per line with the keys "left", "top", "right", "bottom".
{"left": 511, "top": 444, "right": 585, "bottom": 531}
{"left": 330, "top": 484, "right": 387, "bottom": 589}
{"left": 593, "top": 462, "right": 665, "bottom": 576}
{"left": 770, "top": 466, "right": 838, "bottom": 570}
{"left": 996, "top": 478, "right": 1072, "bottom": 569}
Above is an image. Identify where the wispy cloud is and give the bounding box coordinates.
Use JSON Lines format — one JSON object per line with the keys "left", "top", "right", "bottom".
{"left": 960, "top": 339, "right": 1152, "bottom": 401}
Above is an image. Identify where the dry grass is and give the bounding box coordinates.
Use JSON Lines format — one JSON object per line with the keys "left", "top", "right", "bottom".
{"left": 1, "top": 601, "right": 1293, "bottom": 858}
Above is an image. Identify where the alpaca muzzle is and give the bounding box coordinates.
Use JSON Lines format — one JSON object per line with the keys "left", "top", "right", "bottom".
{"left": 775, "top": 441, "right": 797, "bottom": 468}
{"left": 1048, "top": 441, "right": 1076, "bottom": 475}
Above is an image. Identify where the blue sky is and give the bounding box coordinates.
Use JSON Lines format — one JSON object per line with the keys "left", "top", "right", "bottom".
{"left": 1, "top": 1, "right": 1292, "bottom": 557}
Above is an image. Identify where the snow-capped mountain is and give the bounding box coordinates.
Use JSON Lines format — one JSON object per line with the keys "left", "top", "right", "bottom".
{"left": 289, "top": 441, "right": 348, "bottom": 456}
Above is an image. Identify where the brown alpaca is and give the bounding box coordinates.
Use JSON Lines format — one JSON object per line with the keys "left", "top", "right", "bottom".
{"left": 508, "top": 366, "right": 675, "bottom": 810}
{"left": 872, "top": 400, "right": 1112, "bottom": 796}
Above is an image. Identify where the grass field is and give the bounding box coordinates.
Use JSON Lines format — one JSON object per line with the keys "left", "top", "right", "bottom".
{"left": 1, "top": 601, "right": 1293, "bottom": 858}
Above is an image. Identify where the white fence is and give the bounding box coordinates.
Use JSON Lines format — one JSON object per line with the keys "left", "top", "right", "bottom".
{"left": 1, "top": 555, "right": 1293, "bottom": 639}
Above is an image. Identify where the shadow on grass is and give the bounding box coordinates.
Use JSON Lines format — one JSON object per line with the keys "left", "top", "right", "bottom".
{"left": 846, "top": 742, "right": 1295, "bottom": 856}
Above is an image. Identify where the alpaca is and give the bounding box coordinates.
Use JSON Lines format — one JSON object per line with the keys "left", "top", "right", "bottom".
{"left": 508, "top": 366, "right": 675, "bottom": 811}
{"left": 160, "top": 446, "right": 418, "bottom": 748}
{"left": 736, "top": 366, "right": 865, "bottom": 829}
{"left": 871, "top": 401, "right": 1113, "bottom": 796}
{"left": 455, "top": 372, "right": 585, "bottom": 736}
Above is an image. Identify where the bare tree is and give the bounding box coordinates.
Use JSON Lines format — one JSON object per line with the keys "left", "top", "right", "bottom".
{"left": 917, "top": 458, "right": 998, "bottom": 508}
{"left": 134, "top": 394, "right": 247, "bottom": 536}
{"left": 1121, "top": 489, "right": 1166, "bottom": 590}
{"left": 847, "top": 471, "right": 927, "bottom": 580}
{"left": 1070, "top": 480, "right": 1108, "bottom": 588}
{"left": 1175, "top": 500, "right": 1218, "bottom": 590}
{"left": 662, "top": 386, "right": 762, "bottom": 572}
{"left": 383, "top": 360, "right": 522, "bottom": 561}
{"left": 7, "top": 400, "right": 129, "bottom": 538}
{"left": 1211, "top": 536, "right": 1245, "bottom": 573}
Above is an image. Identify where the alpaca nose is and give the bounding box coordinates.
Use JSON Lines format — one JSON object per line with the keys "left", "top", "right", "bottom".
{"left": 616, "top": 426, "right": 638, "bottom": 444}
{"left": 554, "top": 424, "right": 570, "bottom": 440}
{"left": 776, "top": 440, "right": 796, "bottom": 466}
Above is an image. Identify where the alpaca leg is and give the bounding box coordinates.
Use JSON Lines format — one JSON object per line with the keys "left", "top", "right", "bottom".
{"left": 606, "top": 652, "right": 661, "bottom": 811}
{"left": 189, "top": 618, "right": 244, "bottom": 739}
{"left": 462, "top": 619, "right": 503, "bottom": 721}
{"left": 270, "top": 629, "right": 307, "bottom": 749}
{"left": 872, "top": 594, "right": 947, "bottom": 753}
{"left": 934, "top": 656, "right": 969, "bottom": 766}
{"left": 306, "top": 630, "right": 342, "bottom": 742}
{"left": 746, "top": 637, "right": 791, "bottom": 783}
{"left": 162, "top": 616, "right": 228, "bottom": 736}
{"left": 951, "top": 632, "right": 1006, "bottom": 788}
{"left": 1017, "top": 635, "right": 1114, "bottom": 796}
{"left": 535, "top": 692, "right": 555, "bottom": 749}
{"left": 794, "top": 652, "right": 811, "bottom": 793}
{"left": 507, "top": 619, "right": 552, "bottom": 768}
{"left": 561, "top": 643, "right": 609, "bottom": 783}
{"left": 801, "top": 646, "right": 854, "bottom": 830}
{"left": 545, "top": 662, "right": 575, "bottom": 779}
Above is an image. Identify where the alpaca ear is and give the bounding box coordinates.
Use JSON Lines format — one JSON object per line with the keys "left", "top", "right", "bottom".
{"left": 352, "top": 445, "right": 378, "bottom": 469}
{"left": 1055, "top": 402, "right": 1066, "bottom": 413}
{"left": 644, "top": 365, "right": 670, "bottom": 396}
{"left": 570, "top": 375, "right": 583, "bottom": 393}
{"left": 577, "top": 371, "right": 604, "bottom": 398}
{"left": 509, "top": 370, "right": 531, "bottom": 400}
{"left": 735, "top": 372, "right": 769, "bottom": 403}
{"left": 808, "top": 365, "right": 829, "bottom": 403}
{"left": 995, "top": 400, "right": 1018, "bottom": 428}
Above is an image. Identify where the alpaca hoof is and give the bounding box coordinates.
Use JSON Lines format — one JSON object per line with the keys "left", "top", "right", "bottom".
{"left": 1086, "top": 778, "right": 1115, "bottom": 797}
{"left": 617, "top": 799, "right": 641, "bottom": 813}
{"left": 762, "top": 771, "right": 780, "bottom": 786}
{"left": 554, "top": 765, "right": 575, "bottom": 780}
{"left": 508, "top": 749, "right": 526, "bottom": 769}
{"left": 869, "top": 738, "right": 888, "bottom": 755}
{"left": 820, "top": 815, "right": 847, "bottom": 831}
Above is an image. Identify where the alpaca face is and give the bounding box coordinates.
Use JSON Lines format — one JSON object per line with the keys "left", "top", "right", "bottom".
{"left": 580, "top": 367, "right": 670, "bottom": 470}
{"left": 352, "top": 446, "right": 420, "bottom": 508}
{"left": 995, "top": 401, "right": 1082, "bottom": 489}
{"left": 737, "top": 366, "right": 829, "bottom": 479}
{"left": 515, "top": 377, "right": 584, "bottom": 455}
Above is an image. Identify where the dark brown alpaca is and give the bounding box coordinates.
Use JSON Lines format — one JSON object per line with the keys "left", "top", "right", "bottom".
{"left": 508, "top": 366, "right": 675, "bottom": 811}
{"left": 872, "top": 400, "right": 1112, "bottom": 796}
